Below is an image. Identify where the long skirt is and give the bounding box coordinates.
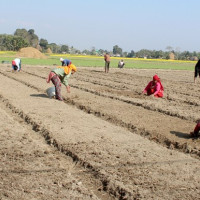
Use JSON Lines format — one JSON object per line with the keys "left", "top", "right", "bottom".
{"left": 147, "top": 88, "right": 163, "bottom": 98}
{"left": 193, "top": 122, "right": 200, "bottom": 136}
{"left": 51, "top": 75, "right": 63, "bottom": 101}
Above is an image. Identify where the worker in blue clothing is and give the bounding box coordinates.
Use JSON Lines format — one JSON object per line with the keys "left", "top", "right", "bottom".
{"left": 60, "top": 58, "right": 72, "bottom": 66}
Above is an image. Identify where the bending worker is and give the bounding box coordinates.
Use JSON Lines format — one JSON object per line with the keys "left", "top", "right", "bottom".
{"left": 12, "top": 58, "right": 21, "bottom": 72}
{"left": 190, "top": 120, "right": 200, "bottom": 138}
{"left": 46, "top": 64, "right": 77, "bottom": 101}
{"left": 60, "top": 58, "right": 72, "bottom": 66}
{"left": 194, "top": 59, "right": 200, "bottom": 83}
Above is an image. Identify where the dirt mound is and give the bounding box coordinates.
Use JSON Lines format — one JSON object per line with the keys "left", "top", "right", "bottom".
{"left": 46, "top": 48, "right": 52, "bottom": 54}
{"left": 16, "top": 47, "right": 47, "bottom": 59}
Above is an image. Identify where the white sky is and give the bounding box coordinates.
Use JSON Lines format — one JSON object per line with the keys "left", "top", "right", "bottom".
{"left": 0, "top": 0, "right": 200, "bottom": 52}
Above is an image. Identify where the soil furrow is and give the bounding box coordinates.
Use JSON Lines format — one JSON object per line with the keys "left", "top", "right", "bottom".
{"left": 0, "top": 97, "right": 102, "bottom": 200}
{"left": 0, "top": 94, "right": 130, "bottom": 200}
{"left": 0, "top": 70, "right": 199, "bottom": 159}
{"left": 0, "top": 65, "right": 200, "bottom": 199}
{"left": 21, "top": 69, "right": 200, "bottom": 122}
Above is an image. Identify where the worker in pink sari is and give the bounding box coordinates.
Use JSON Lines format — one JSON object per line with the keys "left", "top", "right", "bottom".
{"left": 142, "top": 74, "right": 164, "bottom": 98}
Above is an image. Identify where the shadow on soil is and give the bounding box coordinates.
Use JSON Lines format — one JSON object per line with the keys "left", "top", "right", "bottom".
{"left": 30, "top": 94, "right": 49, "bottom": 98}
{"left": 0, "top": 168, "right": 66, "bottom": 174}
{"left": 170, "top": 131, "right": 191, "bottom": 139}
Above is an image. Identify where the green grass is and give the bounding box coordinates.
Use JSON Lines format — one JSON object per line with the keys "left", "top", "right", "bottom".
{"left": 0, "top": 51, "right": 196, "bottom": 71}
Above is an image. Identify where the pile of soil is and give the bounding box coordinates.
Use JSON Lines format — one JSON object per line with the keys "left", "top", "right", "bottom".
{"left": 46, "top": 48, "right": 52, "bottom": 54}
{"left": 16, "top": 47, "right": 47, "bottom": 59}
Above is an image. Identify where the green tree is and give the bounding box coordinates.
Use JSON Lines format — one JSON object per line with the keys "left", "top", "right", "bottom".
{"left": 39, "top": 38, "right": 48, "bottom": 51}
{"left": 27, "top": 29, "right": 39, "bottom": 47}
{"left": 127, "top": 50, "right": 135, "bottom": 58}
{"left": 113, "top": 45, "right": 122, "bottom": 55}
{"left": 90, "top": 46, "right": 96, "bottom": 55}
{"left": 82, "top": 49, "right": 90, "bottom": 55}
{"left": 48, "top": 43, "right": 60, "bottom": 53}
{"left": 12, "top": 36, "right": 29, "bottom": 50}
{"left": 60, "top": 45, "right": 69, "bottom": 53}
{"left": 0, "top": 34, "right": 28, "bottom": 51}
{"left": 14, "top": 28, "right": 39, "bottom": 48}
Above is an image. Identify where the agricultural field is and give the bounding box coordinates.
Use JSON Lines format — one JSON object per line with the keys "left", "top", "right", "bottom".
{"left": 0, "top": 53, "right": 200, "bottom": 199}
{"left": 0, "top": 50, "right": 196, "bottom": 70}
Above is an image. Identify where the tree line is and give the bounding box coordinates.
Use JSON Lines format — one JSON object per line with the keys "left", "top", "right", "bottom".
{"left": 0, "top": 28, "right": 200, "bottom": 60}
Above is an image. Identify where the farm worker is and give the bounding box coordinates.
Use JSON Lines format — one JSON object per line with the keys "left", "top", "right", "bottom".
{"left": 142, "top": 74, "right": 164, "bottom": 98}
{"left": 46, "top": 64, "right": 77, "bottom": 101}
{"left": 104, "top": 53, "right": 110, "bottom": 73}
{"left": 12, "top": 58, "right": 21, "bottom": 72}
{"left": 194, "top": 59, "right": 200, "bottom": 83}
{"left": 60, "top": 58, "right": 72, "bottom": 66}
{"left": 118, "top": 59, "right": 125, "bottom": 68}
{"left": 190, "top": 120, "right": 200, "bottom": 137}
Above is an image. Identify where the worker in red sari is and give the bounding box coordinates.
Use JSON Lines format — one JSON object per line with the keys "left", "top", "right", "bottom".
{"left": 142, "top": 74, "right": 164, "bottom": 98}
{"left": 190, "top": 120, "right": 200, "bottom": 138}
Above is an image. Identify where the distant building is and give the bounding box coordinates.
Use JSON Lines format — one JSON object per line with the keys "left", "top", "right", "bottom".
{"left": 191, "top": 56, "right": 198, "bottom": 61}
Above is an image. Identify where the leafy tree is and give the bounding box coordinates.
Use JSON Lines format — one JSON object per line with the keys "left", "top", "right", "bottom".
{"left": 14, "top": 28, "right": 39, "bottom": 48}
{"left": 137, "top": 49, "right": 154, "bottom": 58}
{"left": 75, "top": 49, "right": 81, "bottom": 54}
{"left": 90, "top": 46, "right": 96, "bottom": 55}
{"left": 12, "top": 36, "right": 29, "bottom": 50}
{"left": 39, "top": 38, "right": 48, "bottom": 51}
{"left": 166, "top": 46, "right": 173, "bottom": 52}
{"left": 27, "top": 29, "right": 39, "bottom": 47}
{"left": 0, "top": 34, "right": 28, "bottom": 51}
{"left": 98, "top": 49, "right": 106, "bottom": 55}
{"left": 82, "top": 49, "right": 90, "bottom": 55}
{"left": 113, "top": 45, "right": 122, "bottom": 55}
{"left": 48, "top": 43, "right": 60, "bottom": 53}
{"left": 151, "top": 50, "right": 164, "bottom": 58}
{"left": 60, "top": 45, "right": 69, "bottom": 53}
{"left": 14, "top": 29, "right": 28, "bottom": 39}
{"left": 127, "top": 50, "right": 135, "bottom": 58}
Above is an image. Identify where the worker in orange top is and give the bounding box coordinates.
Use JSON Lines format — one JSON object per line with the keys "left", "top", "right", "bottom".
{"left": 46, "top": 64, "right": 77, "bottom": 101}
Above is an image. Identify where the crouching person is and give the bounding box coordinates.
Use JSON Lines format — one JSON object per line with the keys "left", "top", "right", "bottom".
{"left": 46, "top": 64, "right": 77, "bottom": 101}
{"left": 190, "top": 120, "right": 200, "bottom": 138}
{"left": 142, "top": 74, "right": 164, "bottom": 98}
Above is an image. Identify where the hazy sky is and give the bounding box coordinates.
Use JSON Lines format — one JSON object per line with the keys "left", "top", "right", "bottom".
{"left": 0, "top": 0, "right": 200, "bottom": 52}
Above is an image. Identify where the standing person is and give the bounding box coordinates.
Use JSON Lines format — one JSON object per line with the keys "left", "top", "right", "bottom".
{"left": 46, "top": 64, "right": 77, "bottom": 101}
{"left": 60, "top": 58, "right": 72, "bottom": 66}
{"left": 194, "top": 59, "right": 200, "bottom": 83}
{"left": 104, "top": 53, "right": 110, "bottom": 73}
{"left": 190, "top": 120, "right": 200, "bottom": 137}
{"left": 12, "top": 58, "right": 21, "bottom": 72}
{"left": 118, "top": 59, "right": 125, "bottom": 68}
{"left": 142, "top": 74, "right": 164, "bottom": 98}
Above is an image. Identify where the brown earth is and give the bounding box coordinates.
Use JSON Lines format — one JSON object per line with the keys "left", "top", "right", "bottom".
{"left": 0, "top": 64, "right": 200, "bottom": 200}
{"left": 16, "top": 47, "right": 47, "bottom": 59}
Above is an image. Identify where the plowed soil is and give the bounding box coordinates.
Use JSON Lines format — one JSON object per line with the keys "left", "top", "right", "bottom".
{"left": 0, "top": 64, "right": 200, "bottom": 200}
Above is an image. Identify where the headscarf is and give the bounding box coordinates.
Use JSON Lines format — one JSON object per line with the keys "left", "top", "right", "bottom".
{"left": 12, "top": 60, "right": 16, "bottom": 65}
{"left": 153, "top": 75, "right": 164, "bottom": 90}
{"left": 57, "top": 64, "right": 77, "bottom": 75}
{"left": 69, "top": 64, "right": 77, "bottom": 72}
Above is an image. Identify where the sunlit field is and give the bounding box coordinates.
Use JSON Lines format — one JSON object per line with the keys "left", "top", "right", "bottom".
{"left": 0, "top": 51, "right": 196, "bottom": 70}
